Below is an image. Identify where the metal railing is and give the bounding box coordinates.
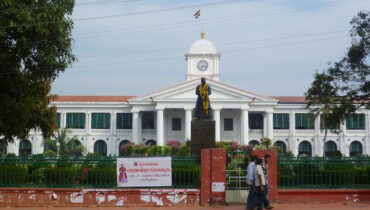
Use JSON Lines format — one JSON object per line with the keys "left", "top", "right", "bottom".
{"left": 226, "top": 151, "right": 250, "bottom": 190}
{"left": 278, "top": 156, "right": 370, "bottom": 189}
{"left": 0, "top": 154, "right": 200, "bottom": 188}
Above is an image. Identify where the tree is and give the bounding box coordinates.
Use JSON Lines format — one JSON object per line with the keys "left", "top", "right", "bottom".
{"left": 305, "top": 11, "right": 369, "bottom": 156}
{"left": 0, "top": 1, "right": 76, "bottom": 143}
{"left": 43, "top": 128, "right": 85, "bottom": 156}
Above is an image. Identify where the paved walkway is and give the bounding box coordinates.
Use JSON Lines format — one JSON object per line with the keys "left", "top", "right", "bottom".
{"left": 1, "top": 203, "right": 370, "bottom": 209}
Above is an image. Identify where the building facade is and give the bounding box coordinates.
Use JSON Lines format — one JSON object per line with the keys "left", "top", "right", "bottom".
{"left": 3, "top": 32, "right": 369, "bottom": 157}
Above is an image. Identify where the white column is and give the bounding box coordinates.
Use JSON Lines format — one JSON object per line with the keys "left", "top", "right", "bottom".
{"left": 184, "top": 107, "right": 193, "bottom": 141}
{"left": 61, "top": 111, "right": 65, "bottom": 128}
{"left": 365, "top": 112, "right": 370, "bottom": 155}
{"left": 314, "top": 114, "right": 321, "bottom": 156}
{"left": 87, "top": 112, "right": 91, "bottom": 133}
{"left": 132, "top": 109, "right": 140, "bottom": 144}
{"left": 240, "top": 106, "right": 249, "bottom": 145}
{"left": 266, "top": 110, "right": 274, "bottom": 140}
{"left": 289, "top": 112, "right": 297, "bottom": 156}
{"left": 340, "top": 119, "right": 348, "bottom": 156}
{"left": 263, "top": 113, "right": 268, "bottom": 137}
{"left": 213, "top": 107, "right": 221, "bottom": 142}
{"left": 156, "top": 106, "right": 165, "bottom": 146}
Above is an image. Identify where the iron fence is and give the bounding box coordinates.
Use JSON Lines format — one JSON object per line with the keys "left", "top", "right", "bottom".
{"left": 278, "top": 156, "right": 370, "bottom": 189}
{"left": 0, "top": 154, "right": 200, "bottom": 188}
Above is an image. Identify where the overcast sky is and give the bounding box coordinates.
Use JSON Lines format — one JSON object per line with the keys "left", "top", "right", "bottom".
{"left": 50, "top": 0, "right": 370, "bottom": 97}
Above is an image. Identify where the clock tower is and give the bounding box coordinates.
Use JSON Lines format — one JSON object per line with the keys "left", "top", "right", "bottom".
{"left": 185, "top": 30, "right": 221, "bottom": 81}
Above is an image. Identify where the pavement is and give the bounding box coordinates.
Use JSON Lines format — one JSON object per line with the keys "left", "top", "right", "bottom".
{"left": 1, "top": 203, "right": 370, "bottom": 210}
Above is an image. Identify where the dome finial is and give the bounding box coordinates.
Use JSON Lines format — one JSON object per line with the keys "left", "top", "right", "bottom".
{"left": 201, "top": 29, "right": 205, "bottom": 40}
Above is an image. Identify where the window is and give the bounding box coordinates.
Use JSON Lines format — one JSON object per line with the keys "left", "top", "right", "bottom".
{"left": 295, "top": 113, "right": 314, "bottom": 129}
{"left": 325, "top": 141, "right": 337, "bottom": 157}
{"left": 0, "top": 140, "right": 6, "bottom": 155}
{"left": 172, "top": 118, "right": 181, "bottom": 131}
{"left": 94, "top": 140, "right": 107, "bottom": 156}
{"left": 91, "top": 113, "right": 110, "bottom": 129}
{"left": 70, "top": 140, "right": 82, "bottom": 156}
{"left": 56, "top": 113, "right": 61, "bottom": 128}
{"left": 66, "top": 113, "right": 85, "bottom": 129}
{"left": 298, "top": 141, "right": 312, "bottom": 156}
{"left": 249, "top": 113, "right": 263, "bottom": 129}
{"left": 19, "top": 140, "right": 32, "bottom": 155}
{"left": 119, "top": 140, "right": 131, "bottom": 156}
{"left": 273, "top": 113, "right": 289, "bottom": 129}
{"left": 116, "top": 113, "right": 132, "bottom": 129}
{"left": 350, "top": 141, "right": 362, "bottom": 157}
{"left": 224, "top": 118, "right": 233, "bottom": 131}
{"left": 274, "top": 141, "right": 287, "bottom": 154}
{"left": 249, "top": 140, "right": 260, "bottom": 147}
{"left": 320, "top": 117, "right": 339, "bottom": 130}
{"left": 346, "top": 114, "right": 365, "bottom": 130}
{"left": 142, "top": 112, "right": 155, "bottom": 129}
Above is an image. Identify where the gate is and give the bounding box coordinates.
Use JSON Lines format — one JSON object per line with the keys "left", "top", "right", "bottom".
{"left": 225, "top": 151, "right": 250, "bottom": 203}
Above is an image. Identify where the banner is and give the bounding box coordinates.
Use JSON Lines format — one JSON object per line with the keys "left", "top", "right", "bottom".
{"left": 117, "top": 157, "right": 172, "bottom": 187}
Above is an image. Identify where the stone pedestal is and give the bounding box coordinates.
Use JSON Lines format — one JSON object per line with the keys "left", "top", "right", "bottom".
{"left": 191, "top": 119, "right": 215, "bottom": 155}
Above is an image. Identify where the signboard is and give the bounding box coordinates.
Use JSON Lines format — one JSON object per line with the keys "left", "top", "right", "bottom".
{"left": 117, "top": 157, "right": 172, "bottom": 187}
{"left": 212, "top": 182, "right": 225, "bottom": 192}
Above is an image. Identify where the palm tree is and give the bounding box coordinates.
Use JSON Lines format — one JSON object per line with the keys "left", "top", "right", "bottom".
{"left": 43, "top": 128, "right": 85, "bottom": 156}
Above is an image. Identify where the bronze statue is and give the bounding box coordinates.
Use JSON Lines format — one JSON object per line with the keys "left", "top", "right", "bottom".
{"left": 194, "top": 77, "right": 212, "bottom": 119}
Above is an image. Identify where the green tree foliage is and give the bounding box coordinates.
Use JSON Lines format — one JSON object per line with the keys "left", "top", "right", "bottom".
{"left": 305, "top": 11, "right": 369, "bottom": 132}
{"left": 43, "top": 128, "right": 85, "bottom": 156}
{"left": 0, "top": 0, "right": 76, "bottom": 142}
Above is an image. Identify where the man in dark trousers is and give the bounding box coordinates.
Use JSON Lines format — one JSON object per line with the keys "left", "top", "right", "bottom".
{"left": 254, "top": 158, "right": 265, "bottom": 210}
{"left": 246, "top": 155, "right": 257, "bottom": 210}
{"left": 263, "top": 154, "right": 273, "bottom": 209}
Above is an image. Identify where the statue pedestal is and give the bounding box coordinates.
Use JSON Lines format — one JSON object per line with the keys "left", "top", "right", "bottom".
{"left": 191, "top": 119, "right": 215, "bottom": 155}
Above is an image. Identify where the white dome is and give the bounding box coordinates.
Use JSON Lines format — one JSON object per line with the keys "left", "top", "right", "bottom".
{"left": 189, "top": 39, "right": 217, "bottom": 54}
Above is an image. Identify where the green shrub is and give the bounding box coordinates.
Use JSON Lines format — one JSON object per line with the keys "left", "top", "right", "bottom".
{"left": 43, "top": 166, "right": 77, "bottom": 186}
{"left": 0, "top": 165, "right": 27, "bottom": 186}
{"left": 86, "top": 167, "right": 116, "bottom": 187}
{"left": 172, "top": 161, "right": 200, "bottom": 187}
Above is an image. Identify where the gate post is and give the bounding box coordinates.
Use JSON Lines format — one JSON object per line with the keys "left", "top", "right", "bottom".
{"left": 252, "top": 149, "right": 278, "bottom": 201}
{"left": 200, "top": 148, "right": 226, "bottom": 206}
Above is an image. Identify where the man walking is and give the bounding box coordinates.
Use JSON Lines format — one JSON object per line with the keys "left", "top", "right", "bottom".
{"left": 263, "top": 154, "right": 273, "bottom": 209}
{"left": 254, "top": 158, "right": 265, "bottom": 210}
{"left": 246, "top": 155, "right": 257, "bottom": 210}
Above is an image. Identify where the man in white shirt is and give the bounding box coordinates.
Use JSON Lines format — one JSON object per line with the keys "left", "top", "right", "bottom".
{"left": 246, "top": 155, "right": 257, "bottom": 210}
{"left": 254, "top": 158, "right": 265, "bottom": 210}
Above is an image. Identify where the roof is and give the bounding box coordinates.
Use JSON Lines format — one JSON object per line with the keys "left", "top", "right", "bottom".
{"left": 270, "top": 96, "right": 307, "bottom": 104}
{"left": 52, "top": 96, "right": 136, "bottom": 102}
{"left": 52, "top": 95, "right": 307, "bottom": 104}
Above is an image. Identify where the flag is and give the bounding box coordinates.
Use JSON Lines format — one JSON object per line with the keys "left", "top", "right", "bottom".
{"left": 194, "top": 10, "right": 200, "bottom": 19}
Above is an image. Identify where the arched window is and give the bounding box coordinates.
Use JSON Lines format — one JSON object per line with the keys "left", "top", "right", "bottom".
{"left": 249, "top": 140, "right": 260, "bottom": 147}
{"left": 19, "top": 140, "right": 32, "bottom": 155}
{"left": 119, "top": 140, "right": 131, "bottom": 156}
{"left": 274, "top": 141, "right": 287, "bottom": 154}
{"left": 350, "top": 141, "right": 362, "bottom": 157}
{"left": 325, "top": 141, "right": 337, "bottom": 157}
{"left": 145, "top": 140, "right": 156, "bottom": 146}
{"left": 0, "top": 140, "right": 7, "bottom": 155}
{"left": 298, "top": 141, "right": 312, "bottom": 156}
{"left": 70, "top": 140, "right": 82, "bottom": 156}
{"left": 94, "top": 140, "right": 107, "bottom": 156}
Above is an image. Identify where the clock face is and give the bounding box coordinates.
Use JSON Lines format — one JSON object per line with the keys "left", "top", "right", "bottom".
{"left": 197, "top": 60, "right": 208, "bottom": 71}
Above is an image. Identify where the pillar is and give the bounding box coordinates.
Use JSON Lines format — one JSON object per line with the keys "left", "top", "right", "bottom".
{"left": 213, "top": 107, "right": 221, "bottom": 142}
{"left": 184, "top": 107, "right": 193, "bottom": 141}
{"left": 289, "top": 112, "right": 297, "bottom": 156}
{"left": 132, "top": 109, "right": 140, "bottom": 144}
{"left": 266, "top": 110, "right": 273, "bottom": 140}
{"left": 240, "top": 106, "right": 249, "bottom": 145}
{"left": 314, "top": 114, "right": 321, "bottom": 156}
{"left": 156, "top": 106, "right": 164, "bottom": 146}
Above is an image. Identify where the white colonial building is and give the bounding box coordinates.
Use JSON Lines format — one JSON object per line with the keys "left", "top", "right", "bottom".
{"left": 4, "top": 32, "right": 369, "bottom": 157}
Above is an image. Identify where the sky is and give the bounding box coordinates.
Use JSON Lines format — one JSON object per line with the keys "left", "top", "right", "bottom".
{"left": 51, "top": 0, "right": 370, "bottom": 97}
